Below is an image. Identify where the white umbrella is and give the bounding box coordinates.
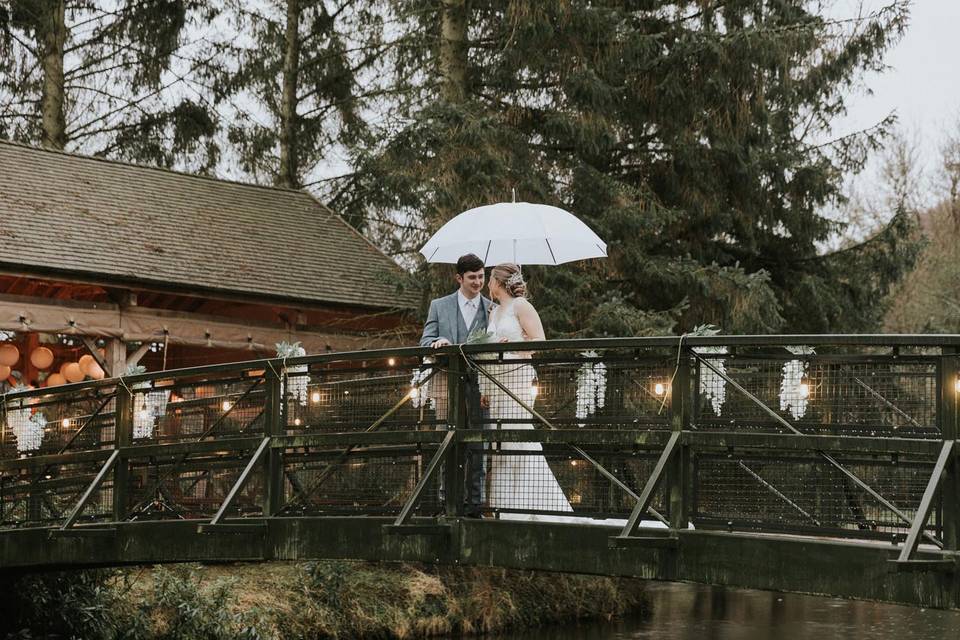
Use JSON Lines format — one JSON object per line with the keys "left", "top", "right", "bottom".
{"left": 420, "top": 202, "right": 607, "bottom": 265}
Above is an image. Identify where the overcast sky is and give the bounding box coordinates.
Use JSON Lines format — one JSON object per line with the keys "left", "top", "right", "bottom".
{"left": 831, "top": 0, "right": 960, "bottom": 192}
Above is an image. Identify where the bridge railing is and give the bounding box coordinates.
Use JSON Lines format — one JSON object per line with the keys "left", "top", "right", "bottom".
{"left": 0, "top": 335, "right": 957, "bottom": 562}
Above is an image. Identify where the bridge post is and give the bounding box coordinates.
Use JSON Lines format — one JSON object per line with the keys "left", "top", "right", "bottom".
{"left": 667, "top": 351, "right": 692, "bottom": 530}
{"left": 262, "top": 367, "right": 284, "bottom": 517}
{"left": 112, "top": 383, "right": 132, "bottom": 522}
{"left": 940, "top": 349, "right": 959, "bottom": 550}
{"left": 444, "top": 353, "right": 467, "bottom": 517}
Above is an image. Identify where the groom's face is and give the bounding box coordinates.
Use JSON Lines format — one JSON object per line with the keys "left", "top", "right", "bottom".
{"left": 456, "top": 268, "right": 485, "bottom": 298}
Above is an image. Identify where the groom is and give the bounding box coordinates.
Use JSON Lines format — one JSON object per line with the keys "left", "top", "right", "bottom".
{"left": 420, "top": 253, "right": 491, "bottom": 517}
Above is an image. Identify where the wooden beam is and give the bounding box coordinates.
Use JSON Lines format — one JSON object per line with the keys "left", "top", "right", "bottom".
{"left": 126, "top": 343, "right": 151, "bottom": 369}
{"left": 80, "top": 336, "right": 110, "bottom": 374}
{"left": 897, "top": 440, "right": 955, "bottom": 562}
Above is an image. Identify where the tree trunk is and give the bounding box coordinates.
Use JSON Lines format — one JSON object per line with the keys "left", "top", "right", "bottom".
{"left": 278, "top": 0, "right": 302, "bottom": 189}
{"left": 439, "top": 0, "right": 468, "bottom": 103}
{"left": 40, "top": 0, "right": 67, "bottom": 150}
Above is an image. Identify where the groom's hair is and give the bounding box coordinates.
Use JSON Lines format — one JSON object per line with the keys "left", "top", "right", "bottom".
{"left": 456, "top": 254, "right": 484, "bottom": 275}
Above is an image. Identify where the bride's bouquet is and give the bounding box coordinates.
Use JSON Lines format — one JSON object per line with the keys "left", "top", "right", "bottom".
{"left": 465, "top": 327, "right": 499, "bottom": 361}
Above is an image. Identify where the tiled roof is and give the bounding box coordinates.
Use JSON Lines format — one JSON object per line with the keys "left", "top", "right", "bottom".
{"left": 0, "top": 140, "right": 416, "bottom": 310}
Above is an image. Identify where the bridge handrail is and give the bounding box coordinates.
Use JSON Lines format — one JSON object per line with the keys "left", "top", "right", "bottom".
{"left": 2, "top": 333, "right": 959, "bottom": 403}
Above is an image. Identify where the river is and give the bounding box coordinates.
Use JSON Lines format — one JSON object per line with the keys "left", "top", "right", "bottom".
{"left": 495, "top": 581, "right": 960, "bottom": 640}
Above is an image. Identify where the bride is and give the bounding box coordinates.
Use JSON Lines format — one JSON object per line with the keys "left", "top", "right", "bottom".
{"left": 479, "top": 263, "right": 582, "bottom": 523}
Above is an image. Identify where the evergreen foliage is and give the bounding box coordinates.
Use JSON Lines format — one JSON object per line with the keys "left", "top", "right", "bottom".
{"left": 0, "top": 0, "right": 221, "bottom": 169}
{"left": 339, "top": 0, "right": 918, "bottom": 335}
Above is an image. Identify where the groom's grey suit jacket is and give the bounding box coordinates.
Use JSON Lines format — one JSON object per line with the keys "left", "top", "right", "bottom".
{"left": 419, "top": 292, "right": 492, "bottom": 347}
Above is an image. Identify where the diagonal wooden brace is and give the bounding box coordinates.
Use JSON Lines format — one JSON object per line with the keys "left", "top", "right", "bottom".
{"left": 619, "top": 431, "right": 681, "bottom": 538}
{"left": 61, "top": 449, "right": 120, "bottom": 530}
{"left": 393, "top": 430, "right": 456, "bottom": 526}
{"left": 207, "top": 436, "right": 272, "bottom": 527}
{"left": 898, "top": 440, "right": 955, "bottom": 562}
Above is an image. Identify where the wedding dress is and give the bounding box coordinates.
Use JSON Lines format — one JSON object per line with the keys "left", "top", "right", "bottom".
{"left": 480, "top": 299, "right": 582, "bottom": 523}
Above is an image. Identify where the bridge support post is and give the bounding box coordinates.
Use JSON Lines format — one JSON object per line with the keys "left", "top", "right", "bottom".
{"left": 262, "top": 367, "right": 284, "bottom": 518}
{"left": 444, "top": 354, "right": 467, "bottom": 518}
{"left": 667, "top": 352, "right": 692, "bottom": 530}
{"left": 112, "top": 383, "right": 132, "bottom": 522}
{"left": 940, "top": 350, "right": 959, "bottom": 550}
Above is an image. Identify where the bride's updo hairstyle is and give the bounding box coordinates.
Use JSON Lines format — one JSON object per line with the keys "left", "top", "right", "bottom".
{"left": 491, "top": 263, "right": 527, "bottom": 298}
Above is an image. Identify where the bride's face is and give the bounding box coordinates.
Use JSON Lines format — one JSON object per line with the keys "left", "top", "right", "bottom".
{"left": 488, "top": 278, "right": 502, "bottom": 301}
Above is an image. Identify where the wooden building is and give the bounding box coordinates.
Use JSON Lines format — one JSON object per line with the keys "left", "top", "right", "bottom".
{"left": 0, "top": 140, "right": 418, "bottom": 388}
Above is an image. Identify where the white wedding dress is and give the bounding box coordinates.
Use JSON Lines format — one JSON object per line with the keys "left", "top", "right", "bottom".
{"left": 480, "top": 299, "right": 582, "bottom": 523}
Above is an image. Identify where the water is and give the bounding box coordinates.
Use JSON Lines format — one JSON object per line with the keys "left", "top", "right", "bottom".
{"left": 495, "top": 582, "right": 960, "bottom": 640}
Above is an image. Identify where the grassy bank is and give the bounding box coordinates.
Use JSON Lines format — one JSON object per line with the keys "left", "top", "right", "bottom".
{"left": 1, "top": 561, "right": 649, "bottom": 639}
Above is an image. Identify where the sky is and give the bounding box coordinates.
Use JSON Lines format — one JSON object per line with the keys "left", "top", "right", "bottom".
{"left": 830, "top": 0, "right": 960, "bottom": 195}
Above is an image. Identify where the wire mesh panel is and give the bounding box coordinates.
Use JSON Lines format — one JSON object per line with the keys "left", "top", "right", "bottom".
{"left": 285, "top": 356, "right": 444, "bottom": 433}
{"left": 693, "top": 450, "right": 937, "bottom": 540}
{"left": 135, "top": 374, "right": 267, "bottom": 444}
{"left": 1, "top": 387, "right": 117, "bottom": 458}
{"left": 124, "top": 451, "right": 263, "bottom": 521}
{"left": 472, "top": 350, "right": 674, "bottom": 429}
{"left": 279, "top": 444, "right": 443, "bottom": 517}
{"left": 0, "top": 459, "right": 114, "bottom": 528}
{"left": 482, "top": 442, "right": 664, "bottom": 522}
{"left": 694, "top": 355, "right": 939, "bottom": 437}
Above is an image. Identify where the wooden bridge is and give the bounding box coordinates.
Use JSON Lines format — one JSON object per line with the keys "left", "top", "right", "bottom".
{"left": 2, "top": 336, "right": 959, "bottom": 609}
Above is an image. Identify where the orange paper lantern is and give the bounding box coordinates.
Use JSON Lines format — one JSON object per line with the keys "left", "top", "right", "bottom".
{"left": 46, "top": 372, "right": 66, "bottom": 387}
{"left": 88, "top": 363, "right": 105, "bottom": 380}
{"left": 0, "top": 344, "right": 19, "bottom": 367}
{"left": 63, "top": 362, "right": 84, "bottom": 383}
{"left": 0, "top": 364, "right": 10, "bottom": 380}
{"left": 78, "top": 354, "right": 96, "bottom": 375}
{"left": 30, "top": 346, "right": 55, "bottom": 369}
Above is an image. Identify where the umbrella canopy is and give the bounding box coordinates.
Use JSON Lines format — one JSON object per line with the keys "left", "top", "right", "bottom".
{"left": 420, "top": 202, "right": 607, "bottom": 266}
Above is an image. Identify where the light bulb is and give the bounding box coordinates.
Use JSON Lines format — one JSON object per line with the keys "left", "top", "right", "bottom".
{"left": 798, "top": 383, "right": 810, "bottom": 399}
{"left": 409, "top": 386, "right": 419, "bottom": 399}
{"left": 388, "top": 358, "right": 396, "bottom": 367}
{"left": 654, "top": 383, "right": 665, "bottom": 396}
{"left": 221, "top": 400, "right": 232, "bottom": 412}
{"left": 311, "top": 391, "right": 321, "bottom": 403}
{"left": 293, "top": 418, "right": 301, "bottom": 426}
{"left": 61, "top": 418, "right": 70, "bottom": 428}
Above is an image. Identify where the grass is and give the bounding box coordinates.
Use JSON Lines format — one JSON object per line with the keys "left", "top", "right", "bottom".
{"left": 1, "top": 561, "right": 649, "bottom": 639}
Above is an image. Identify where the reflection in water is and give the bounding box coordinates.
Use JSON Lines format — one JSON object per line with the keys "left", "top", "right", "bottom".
{"left": 495, "top": 582, "right": 959, "bottom": 640}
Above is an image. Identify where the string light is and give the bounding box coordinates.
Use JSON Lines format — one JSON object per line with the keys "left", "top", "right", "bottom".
{"left": 409, "top": 386, "right": 419, "bottom": 399}
{"left": 311, "top": 391, "right": 321, "bottom": 403}
{"left": 388, "top": 358, "right": 396, "bottom": 367}
{"left": 798, "top": 382, "right": 810, "bottom": 399}
{"left": 221, "top": 400, "right": 232, "bottom": 412}
{"left": 61, "top": 418, "right": 70, "bottom": 428}
{"left": 654, "top": 382, "right": 665, "bottom": 396}
{"left": 955, "top": 378, "right": 960, "bottom": 394}
{"left": 293, "top": 418, "right": 301, "bottom": 426}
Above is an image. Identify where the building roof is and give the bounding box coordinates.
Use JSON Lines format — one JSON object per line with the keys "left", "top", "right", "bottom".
{"left": 0, "top": 140, "right": 416, "bottom": 310}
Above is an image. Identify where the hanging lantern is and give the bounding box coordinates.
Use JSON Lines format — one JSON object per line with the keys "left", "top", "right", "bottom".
{"left": 63, "top": 362, "right": 84, "bottom": 383}
{"left": 78, "top": 354, "right": 96, "bottom": 375}
{"left": 88, "top": 363, "right": 105, "bottom": 380}
{"left": 30, "top": 346, "right": 55, "bottom": 370}
{"left": 46, "top": 372, "right": 66, "bottom": 387}
{"left": 0, "top": 344, "right": 19, "bottom": 367}
{"left": 0, "top": 364, "right": 10, "bottom": 380}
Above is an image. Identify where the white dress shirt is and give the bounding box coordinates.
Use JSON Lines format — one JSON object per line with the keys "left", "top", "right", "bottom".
{"left": 457, "top": 290, "right": 480, "bottom": 330}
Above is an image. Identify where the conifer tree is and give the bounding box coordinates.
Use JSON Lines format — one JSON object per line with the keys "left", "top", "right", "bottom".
{"left": 0, "top": 1, "right": 220, "bottom": 169}
{"left": 342, "top": 0, "right": 917, "bottom": 335}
